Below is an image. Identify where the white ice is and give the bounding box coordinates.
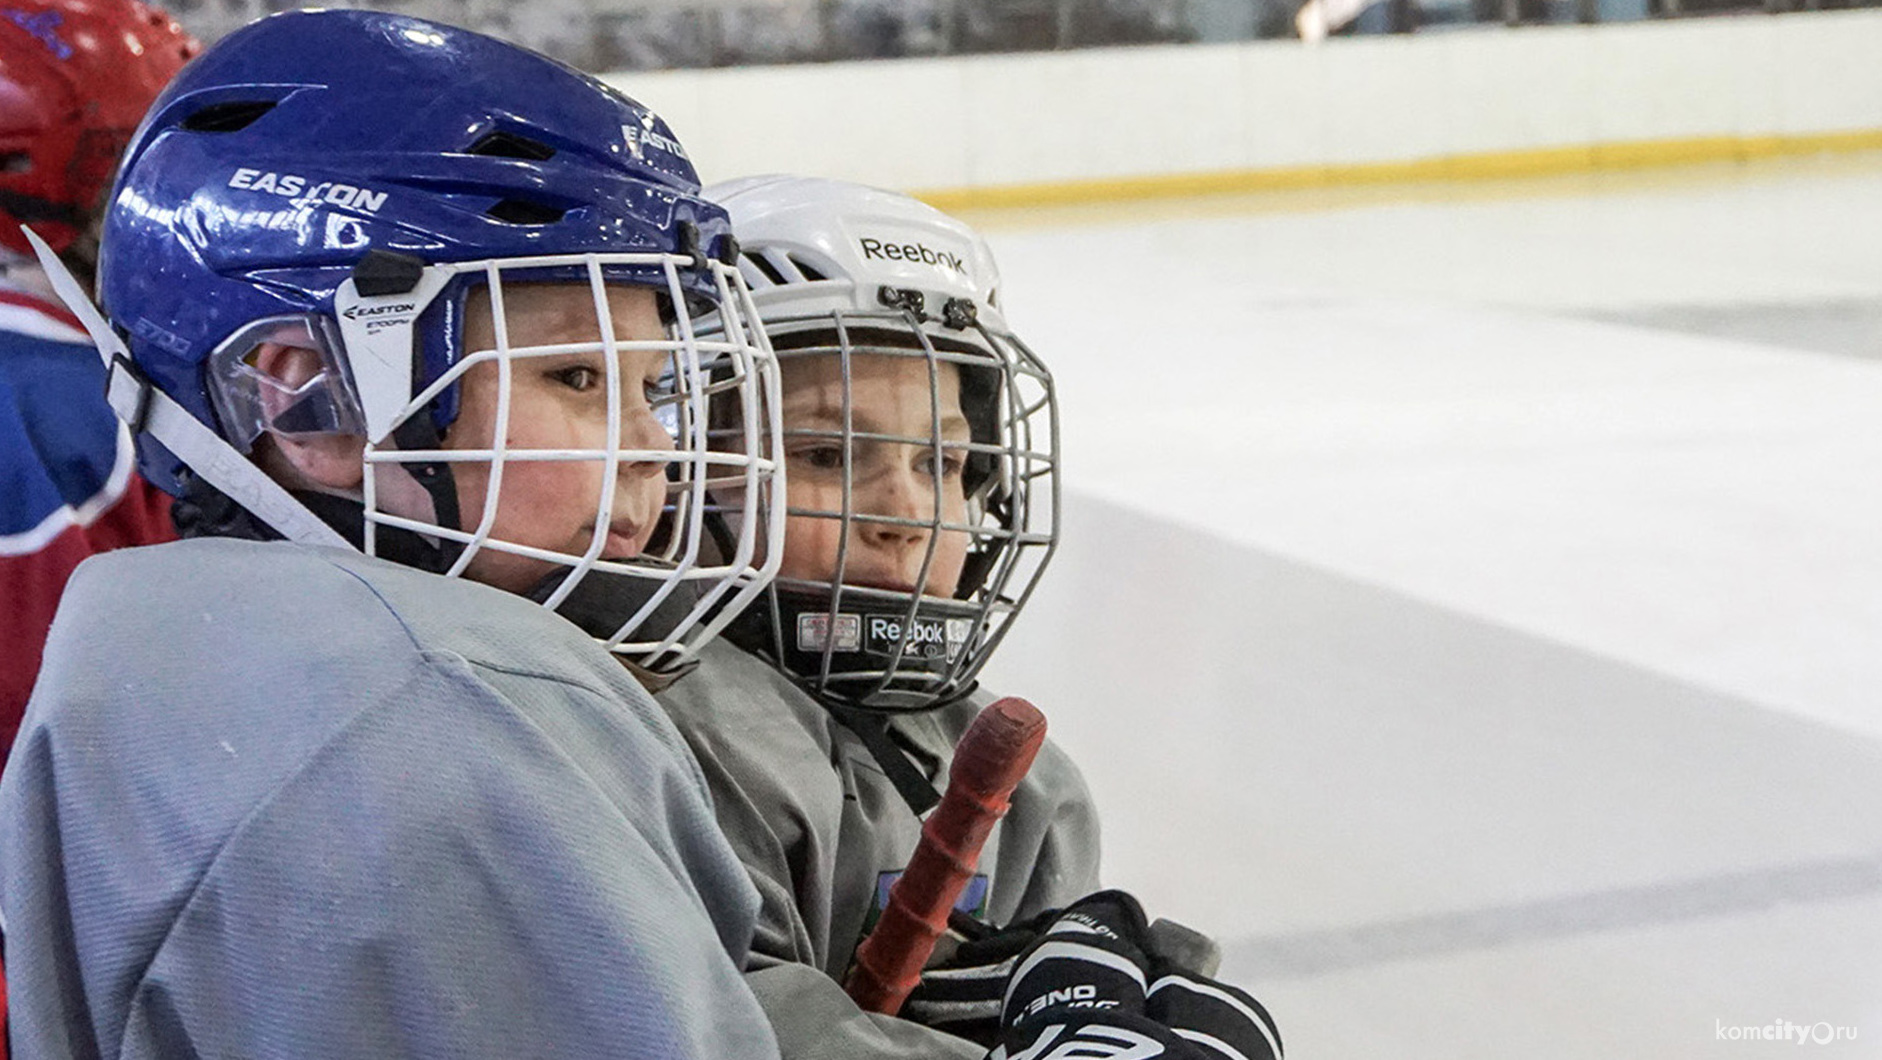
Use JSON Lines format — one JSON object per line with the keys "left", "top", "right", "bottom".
{"left": 970, "top": 156, "right": 1882, "bottom": 1058}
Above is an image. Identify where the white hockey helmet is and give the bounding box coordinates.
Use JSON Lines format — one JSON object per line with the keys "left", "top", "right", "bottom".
{"left": 714, "top": 174, "right": 1012, "bottom": 338}
{"left": 708, "top": 175, "right": 1059, "bottom": 713}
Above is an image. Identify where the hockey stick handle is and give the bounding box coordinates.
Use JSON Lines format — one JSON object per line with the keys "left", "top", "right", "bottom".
{"left": 845, "top": 696, "right": 1048, "bottom": 1015}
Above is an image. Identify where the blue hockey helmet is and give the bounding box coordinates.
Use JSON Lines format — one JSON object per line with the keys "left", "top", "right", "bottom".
{"left": 65, "top": 10, "right": 784, "bottom": 674}
{"left": 101, "top": 8, "right": 736, "bottom": 474}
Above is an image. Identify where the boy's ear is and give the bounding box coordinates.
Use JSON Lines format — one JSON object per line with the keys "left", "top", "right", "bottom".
{"left": 250, "top": 342, "right": 366, "bottom": 491}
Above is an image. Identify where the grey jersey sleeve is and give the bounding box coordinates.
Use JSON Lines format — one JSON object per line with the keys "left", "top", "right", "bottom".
{"left": 728, "top": 718, "right": 1099, "bottom": 1060}
{"left": 673, "top": 701, "right": 984, "bottom": 1060}
{"left": 1, "top": 540, "right": 781, "bottom": 1060}
{"left": 984, "top": 731, "right": 1103, "bottom": 924}
{"left": 659, "top": 644, "right": 1105, "bottom": 1060}
{"left": 745, "top": 963, "right": 984, "bottom": 1060}
{"left": 118, "top": 655, "right": 776, "bottom": 1060}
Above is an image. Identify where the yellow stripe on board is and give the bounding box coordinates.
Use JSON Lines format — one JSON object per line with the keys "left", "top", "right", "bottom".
{"left": 915, "top": 129, "right": 1882, "bottom": 215}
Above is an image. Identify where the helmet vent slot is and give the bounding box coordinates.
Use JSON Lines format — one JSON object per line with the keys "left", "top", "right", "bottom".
{"left": 742, "top": 251, "right": 788, "bottom": 287}
{"left": 790, "top": 256, "right": 828, "bottom": 282}
{"left": 486, "top": 198, "right": 565, "bottom": 225}
{"left": 181, "top": 101, "right": 278, "bottom": 133}
{"left": 466, "top": 131, "right": 556, "bottom": 161}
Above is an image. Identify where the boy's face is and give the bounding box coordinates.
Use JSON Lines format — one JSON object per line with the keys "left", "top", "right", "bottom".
{"left": 776, "top": 352, "right": 971, "bottom": 598}
{"left": 441, "top": 282, "right": 673, "bottom": 594}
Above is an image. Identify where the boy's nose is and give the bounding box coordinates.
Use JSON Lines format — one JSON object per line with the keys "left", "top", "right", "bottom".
{"left": 856, "top": 463, "right": 936, "bottom": 544}
{"left": 615, "top": 404, "right": 672, "bottom": 479}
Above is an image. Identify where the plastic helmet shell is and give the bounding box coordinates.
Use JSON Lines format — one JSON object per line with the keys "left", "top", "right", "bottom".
{"left": 0, "top": 0, "right": 199, "bottom": 255}
{"left": 707, "top": 174, "right": 1060, "bottom": 713}
{"left": 97, "top": 9, "right": 734, "bottom": 489}
{"left": 709, "top": 173, "right": 1011, "bottom": 340}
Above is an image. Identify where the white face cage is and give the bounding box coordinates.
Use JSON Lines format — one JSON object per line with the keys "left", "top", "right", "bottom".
{"left": 25, "top": 230, "right": 781, "bottom": 677}
{"left": 735, "top": 302, "right": 1059, "bottom": 712}
{"left": 242, "top": 251, "right": 785, "bottom": 675}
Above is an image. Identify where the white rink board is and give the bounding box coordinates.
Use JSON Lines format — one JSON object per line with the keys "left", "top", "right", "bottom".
{"left": 608, "top": 10, "right": 1882, "bottom": 194}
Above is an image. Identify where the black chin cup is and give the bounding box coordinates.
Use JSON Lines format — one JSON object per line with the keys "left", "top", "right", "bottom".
{"left": 726, "top": 584, "right": 986, "bottom": 713}
{"left": 171, "top": 473, "right": 462, "bottom": 574}
{"left": 526, "top": 564, "right": 714, "bottom": 674}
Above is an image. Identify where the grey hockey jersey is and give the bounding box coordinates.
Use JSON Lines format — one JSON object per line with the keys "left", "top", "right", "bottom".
{"left": 0, "top": 538, "right": 780, "bottom": 1060}
{"left": 657, "top": 638, "right": 1102, "bottom": 1060}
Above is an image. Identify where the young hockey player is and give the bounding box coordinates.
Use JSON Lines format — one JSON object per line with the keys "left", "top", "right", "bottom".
{"left": 0, "top": 12, "right": 788, "bottom": 1058}
{"left": 657, "top": 175, "right": 1279, "bottom": 1060}
{"left": 0, "top": 0, "right": 199, "bottom": 755}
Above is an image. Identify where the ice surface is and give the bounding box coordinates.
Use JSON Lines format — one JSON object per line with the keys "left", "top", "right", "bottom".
{"left": 969, "top": 155, "right": 1882, "bottom": 1058}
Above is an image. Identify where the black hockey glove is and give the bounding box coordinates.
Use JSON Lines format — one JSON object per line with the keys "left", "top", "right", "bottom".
{"left": 901, "top": 906, "right": 1060, "bottom": 1045}
{"left": 973, "top": 891, "right": 1284, "bottom": 1060}
{"left": 906, "top": 891, "right": 1226, "bottom": 1044}
{"left": 1143, "top": 967, "right": 1284, "bottom": 1060}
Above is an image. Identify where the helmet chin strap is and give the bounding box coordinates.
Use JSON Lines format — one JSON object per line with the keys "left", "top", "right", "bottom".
{"left": 29, "top": 226, "right": 462, "bottom": 564}
{"left": 23, "top": 226, "right": 351, "bottom": 550}
{"left": 385, "top": 412, "right": 466, "bottom": 573}
{"left": 824, "top": 703, "right": 943, "bottom": 817}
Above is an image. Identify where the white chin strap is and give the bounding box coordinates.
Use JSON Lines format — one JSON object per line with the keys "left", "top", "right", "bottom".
{"left": 24, "top": 227, "right": 352, "bottom": 550}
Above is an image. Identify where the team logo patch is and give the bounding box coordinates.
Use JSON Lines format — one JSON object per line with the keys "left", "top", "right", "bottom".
{"left": 797, "top": 611, "right": 861, "bottom": 652}
{"left": 863, "top": 613, "right": 971, "bottom": 661}
{"left": 858, "top": 237, "right": 967, "bottom": 275}
{"left": 227, "top": 169, "right": 388, "bottom": 214}
{"left": 621, "top": 116, "right": 688, "bottom": 162}
{"left": 794, "top": 610, "right": 970, "bottom": 660}
{"left": 862, "top": 869, "right": 989, "bottom": 937}
{"left": 339, "top": 299, "right": 419, "bottom": 334}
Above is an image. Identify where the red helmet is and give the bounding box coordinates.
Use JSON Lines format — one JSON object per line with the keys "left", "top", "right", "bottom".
{"left": 0, "top": 0, "right": 198, "bottom": 256}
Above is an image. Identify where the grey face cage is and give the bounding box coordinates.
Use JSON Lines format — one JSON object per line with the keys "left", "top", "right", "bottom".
{"left": 724, "top": 298, "right": 1059, "bottom": 713}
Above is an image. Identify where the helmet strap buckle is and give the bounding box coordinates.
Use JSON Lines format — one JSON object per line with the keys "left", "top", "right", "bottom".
{"left": 104, "top": 352, "right": 154, "bottom": 434}
{"left": 876, "top": 285, "right": 926, "bottom": 318}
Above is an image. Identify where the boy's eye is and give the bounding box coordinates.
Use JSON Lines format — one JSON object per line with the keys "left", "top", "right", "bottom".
{"left": 921, "top": 449, "right": 966, "bottom": 479}
{"left": 550, "top": 364, "right": 600, "bottom": 391}
{"left": 792, "top": 444, "right": 846, "bottom": 471}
